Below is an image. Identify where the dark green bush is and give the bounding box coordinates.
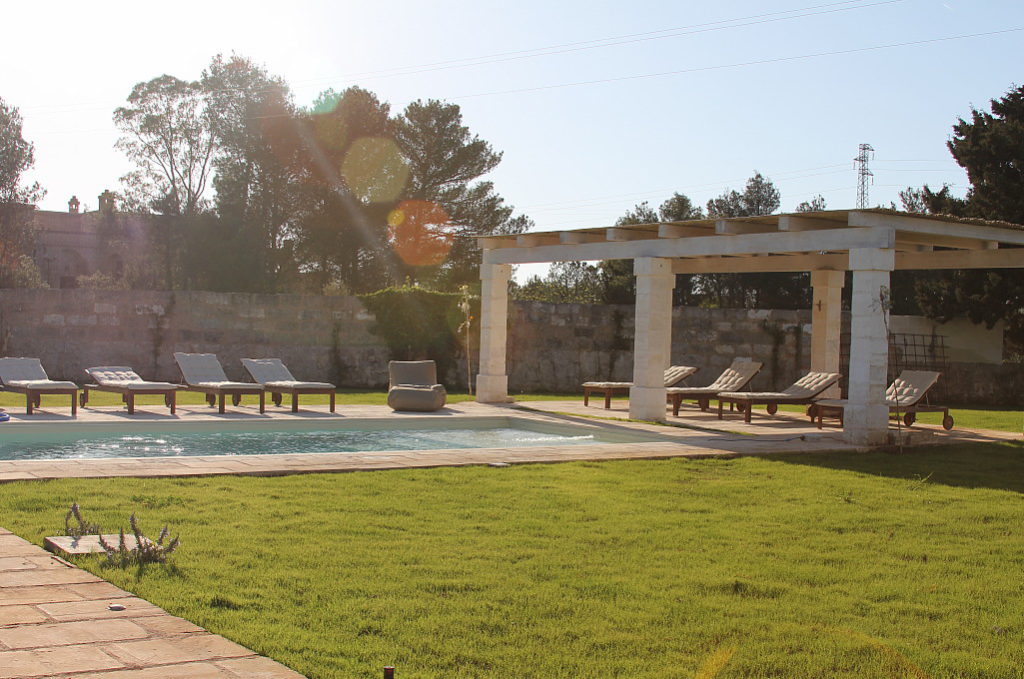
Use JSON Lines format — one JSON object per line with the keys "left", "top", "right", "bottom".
{"left": 359, "top": 286, "right": 479, "bottom": 386}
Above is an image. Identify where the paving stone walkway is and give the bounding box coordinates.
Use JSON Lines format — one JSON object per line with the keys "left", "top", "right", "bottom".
{"left": 0, "top": 528, "right": 305, "bottom": 678}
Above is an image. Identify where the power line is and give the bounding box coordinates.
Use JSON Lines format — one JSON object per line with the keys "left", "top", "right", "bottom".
{"left": 452, "top": 27, "right": 1024, "bottom": 100}
{"left": 20, "top": 0, "right": 899, "bottom": 117}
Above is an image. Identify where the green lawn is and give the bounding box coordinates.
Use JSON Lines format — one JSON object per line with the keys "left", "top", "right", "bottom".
{"left": 2, "top": 443, "right": 1023, "bottom": 678}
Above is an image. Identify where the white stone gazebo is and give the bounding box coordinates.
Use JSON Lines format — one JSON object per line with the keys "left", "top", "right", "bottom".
{"left": 474, "top": 209, "right": 1024, "bottom": 445}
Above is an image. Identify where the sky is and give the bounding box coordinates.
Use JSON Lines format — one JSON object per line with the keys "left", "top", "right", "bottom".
{"left": 3, "top": 0, "right": 1023, "bottom": 279}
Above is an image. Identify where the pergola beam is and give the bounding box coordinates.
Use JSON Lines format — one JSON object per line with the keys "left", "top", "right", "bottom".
{"left": 849, "top": 210, "right": 1024, "bottom": 246}
{"left": 560, "top": 231, "right": 606, "bottom": 244}
{"left": 485, "top": 227, "right": 895, "bottom": 265}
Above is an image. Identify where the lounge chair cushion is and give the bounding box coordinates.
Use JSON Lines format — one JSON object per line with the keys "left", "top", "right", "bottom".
{"left": 194, "top": 381, "right": 262, "bottom": 390}
{"left": 387, "top": 384, "right": 447, "bottom": 412}
{"left": 241, "top": 358, "right": 336, "bottom": 389}
{"left": 667, "top": 360, "right": 762, "bottom": 396}
{"left": 0, "top": 357, "right": 51, "bottom": 383}
{"left": 85, "top": 366, "right": 178, "bottom": 389}
{"left": 719, "top": 371, "right": 840, "bottom": 400}
{"left": 814, "top": 370, "right": 942, "bottom": 411}
{"left": 583, "top": 365, "right": 697, "bottom": 389}
{"left": 7, "top": 379, "right": 79, "bottom": 390}
{"left": 885, "top": 370, "right": 940, "bottom": 407}
{"left": 174, "top": 352, "right": 231, "bottom": 385}
{"left": 388, "top": 360, "right": 439, "bottom": 388}
{"left": 264, "top": 380, "right": 336, "bottom": 389}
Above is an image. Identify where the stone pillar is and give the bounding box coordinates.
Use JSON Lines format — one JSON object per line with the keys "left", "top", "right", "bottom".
{"left": 810, "top": 269, "right": 845, "bottom": 398}
{"left": 629, "top": 257, "right": 675, "bottom": 421}
{"left": 845, "top": 248, "right": 894, "bottom": 445}
{"left": 476, "top": 261, "right": 512, "bottom": 403}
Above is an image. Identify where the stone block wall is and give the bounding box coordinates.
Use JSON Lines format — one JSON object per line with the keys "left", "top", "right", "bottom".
{"left": 507, "top": 302, "right": 811, "bottom": 393}
{"left": 0, "top": 289, "right": 1018, "bottom": 405}
{"left": 0, "top": 289, "right": 389, "bottom": 387}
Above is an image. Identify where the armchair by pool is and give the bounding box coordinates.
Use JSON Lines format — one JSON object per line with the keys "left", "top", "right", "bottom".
{"left": 387, "top": 361, "right": 447, "bottom": 412}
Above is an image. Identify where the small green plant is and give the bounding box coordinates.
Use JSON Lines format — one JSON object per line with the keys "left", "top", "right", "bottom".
{"left": 64, "top": 502, "right": 101, "bottom": 539}
{"left": 99, "top": 512, "right": 180, "bottom": 567}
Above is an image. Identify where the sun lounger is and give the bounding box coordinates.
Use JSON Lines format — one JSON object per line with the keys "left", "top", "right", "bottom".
{"left": 81, "top": 366, "right": 180, "bottom": 415}
{"left": 0, "top": 357, "right": 79, "bottom": 416}
{"left": 387, "top": 360, "right": 447, "bottom": 412}
{"left": 241, "top": 358, "right": 336, "bottom": 413}
{"left": 716, "top": 371, "right": 841, "bottom": 423}
{"left": 667, "top": 359, "right": 763, "bottom": 416}
{"left": 808, "top": 370, "right": 953, "bottom": 430}
{"left": 173, "top": 352, "right": 265, "bottom": 414}
{"left": 582, "top": 365, "right": 697, "bottom": 409}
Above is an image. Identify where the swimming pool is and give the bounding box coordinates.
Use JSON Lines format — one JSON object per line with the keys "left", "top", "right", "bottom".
{"left": 0, "top": 416, "right": 664, "bottom": 461}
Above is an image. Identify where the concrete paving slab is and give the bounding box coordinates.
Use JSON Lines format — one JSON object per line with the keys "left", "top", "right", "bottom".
{"left": 0, "top": 531, "right": 306, "bottom": 678}
{"left": 45, "top": 533, "right": 151, "bottom": 556}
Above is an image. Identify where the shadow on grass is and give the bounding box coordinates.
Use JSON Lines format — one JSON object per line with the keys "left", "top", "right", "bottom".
{"left": 767, "top": 440, "right": 1024, "bottom": 493}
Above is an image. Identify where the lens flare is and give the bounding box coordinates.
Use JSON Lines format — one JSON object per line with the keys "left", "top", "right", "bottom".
{"left": 387, "top": 200, "right": 453, "bottom": 267}
{"left": 341, "top": 137, "right": 410, "bottom": 203}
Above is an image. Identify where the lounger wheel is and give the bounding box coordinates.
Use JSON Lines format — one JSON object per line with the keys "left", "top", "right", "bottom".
{"left": 232, "top": 394, "right": 242, "bottom": 406}
{"left": 767, "top": 403, "right": 778, "bottom": 415}
{"left": 942, "top": 415, "right": 954, "bottom": 430}
{"left": 34, "top": 395, "right": 42, "bottom": 407}
{"left": 272, "top": 392, "right": 282, "bottom": 407}
{"left": 903, "top": 412, "right": 916, "bottom": 427}
{"left": 206, "top": 394, "right": 216, "bottom": 407}
{"left": 79, "top": 393, "right": 87, "bottom": 407}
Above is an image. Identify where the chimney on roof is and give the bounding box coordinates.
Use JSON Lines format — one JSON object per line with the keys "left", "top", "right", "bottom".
{"left": 98, "top": 190, "right": 116, "bottom": 213}
{"left": 68, "top": 196, "right": 80, "bottom": 214}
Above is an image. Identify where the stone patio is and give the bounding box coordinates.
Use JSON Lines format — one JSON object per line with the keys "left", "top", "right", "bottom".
{"left": 0, "top": 528, "right": 305, "bottom": 679}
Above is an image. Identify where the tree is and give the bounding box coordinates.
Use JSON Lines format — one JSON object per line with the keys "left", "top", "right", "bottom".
{"left": 949, "top": 84, "right": 1024, "bottom": 224}
{"left": 702, "top": 173, "right": 806, "bottom": 308}
{"left": 392, "top": 99, "right": 529, "bottom": 289}
{"left": 114, "top": 75, "right": 217, "bottom": 289}
{"left": 706, "top": 172, "right": 780, "bottom": 218}
{"left": 907, "top": 84, "right": 1024, "bottom": 349}
{"left": 0, "top": 97, "right": 46, "bottom": 287}
{"left": 513, "top": 261, "right": 603, "bottom": 303}
{"left": 796, "top": 195, "right": 827, "bottom": 212}
{"left": 114, "top": 75, "right": 215, "bottom": 216}
{"left": 286, "top": 86, "right": 396, "bottom": 293}
{"left": 600, "top": 194, "right": 705, "bottom": 304}
{"left": 200, "top": 54, "right": 300, "bottom": 291}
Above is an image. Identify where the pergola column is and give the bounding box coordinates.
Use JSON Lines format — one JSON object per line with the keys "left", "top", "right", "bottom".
{"left": 476, "top": 261, "right": 512, "bottom": 403}
{"left": 810, "top": 270, "right": 845, "bottom": 398}
{"left": 845, "top": 248, "right": 894, "bottom": 445}
{"left": 629, "top": 257, "right": 674, "bottom": 421}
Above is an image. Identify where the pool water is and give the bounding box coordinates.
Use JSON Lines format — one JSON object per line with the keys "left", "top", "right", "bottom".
{"left": 0, "top": 417, "right": 659, "bottom": 461}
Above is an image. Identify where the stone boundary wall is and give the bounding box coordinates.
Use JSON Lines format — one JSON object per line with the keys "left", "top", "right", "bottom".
{"left": 0, "top": 289, "right": 1019, "bottom": 405}
{"left": 0, "top": 289, "right": 389, "bottom": 387}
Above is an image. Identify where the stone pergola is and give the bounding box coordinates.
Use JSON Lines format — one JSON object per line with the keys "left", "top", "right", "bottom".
{"left": 474, "top": 209, "right": 1024, "bottom": 445}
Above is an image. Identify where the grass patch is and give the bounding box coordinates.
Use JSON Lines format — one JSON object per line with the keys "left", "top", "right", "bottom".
{"left": 773, "top": 403, "right": 1023, "bottom": 434}
{"left": 2, "top": 443, "right": 1023, "bottom": 677}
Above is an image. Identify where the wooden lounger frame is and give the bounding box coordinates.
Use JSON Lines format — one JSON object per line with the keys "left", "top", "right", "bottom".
{"left": 80, "top": 384, "right": 179, "bottom": 415}
{"left": 184, "top": 385, "right": 266, "bottom": 414}
{"left": 716, "top": 394, "right": 818, "bottom": 423}
{"left": 808, "top": 401, "right": 954, "bottom": 430}
{"left": 267, "top": 387, "right": 336, "bottom": 413}
{"left": 2, "top": 384, "right": 78, "bottom": 416}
